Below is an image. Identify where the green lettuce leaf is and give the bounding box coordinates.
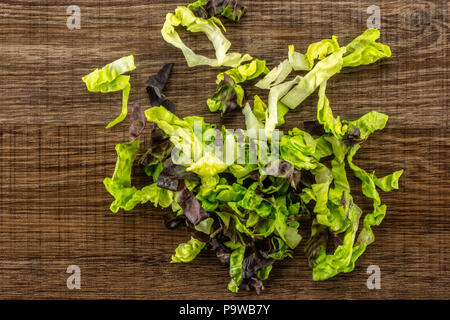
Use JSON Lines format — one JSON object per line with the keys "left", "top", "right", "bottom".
{"left": 255, "top": 59, "right": 293, "bottom": 90}
{"left": 252, "top": 95, "right": 268, "bottom": 123}
{"left": 343, "top": 145, "right": 403, "bottom": 273}
{"left": 243, "top": 102, "right": 264, "bottom": 131}
{"left": 280, "top": 128, "right": 319, "bottom": 171}
{"left": 208, "top": 58, "right": 268, "bottom": 115}
{"left": 123, "top": 183, "right": 174, "bottom": 210}
{"left": 305, "top": 35, "right": 340, "bottom": 69}
{"left": 161, "top": 6, "right": 252, "bottom": 68}
{"left": 280, "top": 48, "right": 346, "bottom": 109}
{"left": 317, "top": 81, "right": 348, "bottom": 139}
{"left": 145, "top": 106, "right": 229, "bottom": 178}
{"left": 344, "top": 110, "right": 389, "bottom": 140}
{"left": 217, "top": 59, "right": 269, "bottom": 84}
{"left": 103, "top": 139, "right": 175, "bottom": 213}
{"left": 288, "top": 45, "right": 310, "bottom": 71}
{"left": 82, "top": 55, "right": 136, "bottom": 128}
{"left": 103, "top": 139, "right": 140, "bottom": 213}
{"left": 265, "top": 76, "right": 302, "bottom": 138}
{"left": 187, "top": 152, "right": 229, "bottom": 177}
{"left": 171, "top": 237, "right": 206, "bottom": 263}
{"left": 227, "top": 244, "right": 245, "bottom": 293}
{"left": 343, "top": 29, "right": 392, "bottom": 68}
{"left": 207, "top": 74, "right": 245, "bottom": 114}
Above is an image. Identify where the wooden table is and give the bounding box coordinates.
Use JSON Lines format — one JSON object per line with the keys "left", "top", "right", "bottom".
{"left": 0, "top": 0, "right": 448, "bottom": 299}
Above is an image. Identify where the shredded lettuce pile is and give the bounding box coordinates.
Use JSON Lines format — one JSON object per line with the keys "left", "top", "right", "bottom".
{"left": 83, "top": 1, "right": 403, "bottom": 294}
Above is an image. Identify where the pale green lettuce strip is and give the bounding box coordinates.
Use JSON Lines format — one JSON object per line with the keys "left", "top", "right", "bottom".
{"left": 243, "top": 102, "right": 264, "bottom": 131}
{"left": 288, "top": 45, "right": 310, "bottom": 71}
{"left": 161, "top": 6, "right": 252, "bottom": 68}
{"left": 265, "top": 75, "right": 302, "bottom": 139}
{"left": 258, "top": 37, "right": 341, "bottom": 90}
{"left": 255, "top": 59, "right": 293, "bottom": 89}
{"left": 82, "top": 55, "right": 136, "bottom": 128}
{"left": 281, "top": 29, "right": 391, "bottom": 110}
{"left": 280, "top": 47, "right": 346, "bottom": 109}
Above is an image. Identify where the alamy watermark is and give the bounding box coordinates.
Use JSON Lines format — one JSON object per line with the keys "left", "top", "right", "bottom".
{"left": 66, "top": 265, "right": 81, "bottom": 289}
{"left": 367, "top": 5, "right": 381, "bottom": 29}
{"left": 170, "top": 121, "right": 281, "bottom": 170}
{"left": 67, "top": 5, "right": 81, "bottom": 30}
{"left": 366, "top": 265, "right": 381, "bottom": 290}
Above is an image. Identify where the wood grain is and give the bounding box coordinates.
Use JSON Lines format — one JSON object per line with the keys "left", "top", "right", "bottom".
{"left": 0, "top": 0, "right": 449, "bottom": 299}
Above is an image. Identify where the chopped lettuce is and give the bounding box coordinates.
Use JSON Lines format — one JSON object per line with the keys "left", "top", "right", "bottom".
{"left": 96, "top": 23, "right": 402, "bottom": 294}
{"left": 171, "top": 237, "right": 206, "bottom": 263}
{"left": 82, "top": 55, "right": 136, "bottom": 128}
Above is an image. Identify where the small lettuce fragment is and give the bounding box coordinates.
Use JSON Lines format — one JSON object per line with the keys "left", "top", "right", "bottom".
{"left": 343, "top": 29, "right": 392, "bottom": 68}
{"left": 161, "top": 6, "right": 252, "bottom": 68}
{"left": 262, "top": 160, "right": 302, "bottom": 189}
{"left": 209, "top": 59, "right": 268, "bottom": 115}
{"left": 157, "top": 158, "right": 199, "bottom": 191}
{"left": 103, "top": 139, "right": 140, "bottom": 213}
{"left": 171, "top": 237, "right": 206, "bottom": 263}
{"left": 227, "top": 244, "right": 245, "bottom": 293}
{"left": 124, "top": 183, "right": 174, "bottom": 210}
{"left": 256, "top": 59, "right": 293, "bottom": 90}
{"left": 344, "top": 110, "right": 389, "bottom": 140}
{"left": 317, "top": 81, "right": 347, "bottom": 139}
{"left": 187, "top": 152, "right": 229, "bottom": 177}
{"left": 188, "top": 0, "right": 247, "bottom": 22}
{"left": 146, "top": 63, "right": 175, "bottom": 111}
{"left": 305, "top": 36, "right": 340, "bottom": 69}
{"left": 176, "top": 183, "right": 209, "bottom": 225}
{"left": 207, "top": 74, "right": 246, "bottom": 115}
{"left": 252, "top": 95, "right": 267, "bottom": 123}
{"left": 103, "top": 139, "right": 175, "bottom": 213}
{"left": 145, "top": 106, "right": 228, "bottom": 177}
{"left": 265, "top": 76, "right": 302, "bottom": 138}
{"left": 129, "top": 102, "right": 146, "bottom": 141}
{"left": 217, "top": 59, "right": 269, "bottom": 84}
{"left": 82, "top": 55, "right": 136, "bottom": 128}
{"left": 280, "top": 128, "right": 318, "bottom": 171}
{"left": 243, "top": 102, "right": 264, "bottom": 131}
{"left": 145, "top": 106, "right": 203, "bottom": 163}
{"left": 140, "top": 125, "right": 174, "bottom": 180}
{"left": 288, "top": 45, "right": 310, "bottom": 71}
{"left": 109, "top": 139, "right": 140, "bottom": 188}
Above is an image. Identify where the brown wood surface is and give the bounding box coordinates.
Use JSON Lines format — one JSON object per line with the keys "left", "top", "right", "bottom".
{"left": 0, "top": 0, "right": 449, "bottom": 299}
